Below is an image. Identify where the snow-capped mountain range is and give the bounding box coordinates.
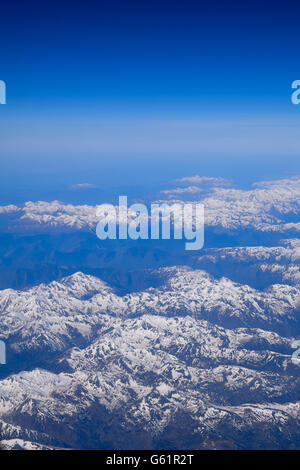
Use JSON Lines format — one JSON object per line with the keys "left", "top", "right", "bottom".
{"left": 0, "top": 177, "right": 299, "bottom": 235}
{"left": 0, "top": 268, "right": 299, "bottom": 361}
{"left": 0, "top": 268, "right": 299, "bottom": 449}
{"left": 0, "top": 176, "right": 299, "bottom": 450}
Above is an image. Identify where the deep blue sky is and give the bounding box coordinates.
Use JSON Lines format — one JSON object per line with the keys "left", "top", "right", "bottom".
{"left": 0, "top": 0, "right": 300, "bottom": 202}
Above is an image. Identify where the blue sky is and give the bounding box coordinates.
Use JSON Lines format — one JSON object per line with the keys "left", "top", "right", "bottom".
{"left": 0, "top": 0, "right": 300, "bottom": 200}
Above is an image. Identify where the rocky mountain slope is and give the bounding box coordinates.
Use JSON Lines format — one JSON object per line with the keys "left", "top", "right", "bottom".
{"left": 0, "top": 270, "right": 299, "bottom": 449}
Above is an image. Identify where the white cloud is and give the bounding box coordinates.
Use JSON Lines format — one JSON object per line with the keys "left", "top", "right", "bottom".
{"left": 160, "top": 186, "right": 203, "bottom": 196}
{"left": 69, "top": 183, "right": 98, "bottom": 190}
{"left": 175, "top": 175, "right": 230, "bottom": 186}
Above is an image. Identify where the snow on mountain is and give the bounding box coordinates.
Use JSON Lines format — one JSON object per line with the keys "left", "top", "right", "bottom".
{"left": 158, "top": 176, "right": 300, "bottom": 232}
{"left": 197, "top": 239, "right": 300, "bottom": 265}
{"left": 0, "top": 205, "right": 20, "bottom": 214}
{"left": 1, "top": 439, "right": 55, "bottom": 450}
{"left": 0, "top": 311, "right": 299, "bottom": 449}
{"left": 194, "top": 239, "right": 300, "bottom": 287}
{"left": 1, "top": 177, "right": 299, "bottom": 234}
{"left": 0, "top": 266, "right": 299, "bottom": 449}
{"left": 0, "top": 269, "right": 299, "bottom": 369}
{"left": 0, "top": 176, "right": 299, "bottom": 449}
